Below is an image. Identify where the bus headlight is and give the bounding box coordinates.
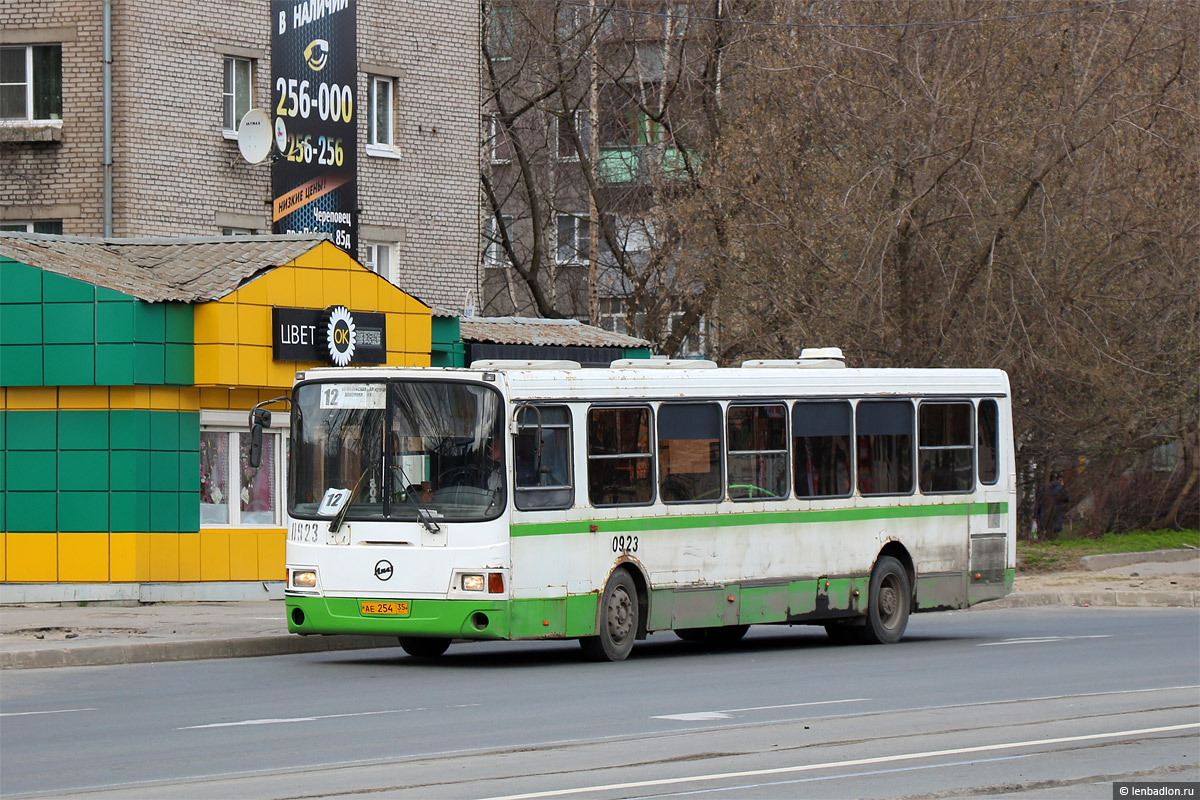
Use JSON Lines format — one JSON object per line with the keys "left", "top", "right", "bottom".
{"left": 292, "top": 569, "right": 317, "bottom": 589}
{"left": 461, "top": 574, "right": 485, "bottom": 592}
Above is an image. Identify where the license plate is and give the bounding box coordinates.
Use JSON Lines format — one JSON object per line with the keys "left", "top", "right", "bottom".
{"left": 360, "top": 600, "right": 410, "bottom": 616}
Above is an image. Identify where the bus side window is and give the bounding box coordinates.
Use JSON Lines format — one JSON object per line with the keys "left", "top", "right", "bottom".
{"left": 587, "top": 406, "right": 654, "bottom": 506}
{"left": 978, "top": 399, "right": 999, "bottom": 485}
{"left": 514, "top": 404, "right": 573, "bottom": 510}
{"left": 855, "top": 400, "right": 914, "bottom": 496}
{"left": 658, "top": 402, "right": 722, "bottom": 503}
{"left": 793, "top": 401, "right": 853, "bottom": 498}
{"left": 727, "top": 403, "right": 788, "bottom": 500}
{"left": 918, "top": 402, "right": 974, "bottom": 493}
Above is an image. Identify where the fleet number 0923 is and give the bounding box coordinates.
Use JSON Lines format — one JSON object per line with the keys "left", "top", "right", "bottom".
{"left": 612, "top": 535, "right": 638, "bottom": 553}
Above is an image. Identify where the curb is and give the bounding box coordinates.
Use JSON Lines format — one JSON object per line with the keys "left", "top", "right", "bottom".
{"left": 0, "top": 634, "right": 399, "bottom": 670}
{"left": 978, "top": 590, "right": 1199, "bottom": 610}
{"left": 1080, "top": 549, "right": 1199, "bottom": 571}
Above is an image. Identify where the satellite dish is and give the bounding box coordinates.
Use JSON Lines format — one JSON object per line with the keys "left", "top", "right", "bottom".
{"left": 237, "top": 109, "right": 272, "bottom": 164}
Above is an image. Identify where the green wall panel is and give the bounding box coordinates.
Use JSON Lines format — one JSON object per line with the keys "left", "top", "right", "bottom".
{"left": 178, "top": 451, "right": 199, "bottom": 492}
{"left": 178, "top": 412, "right": 200, "bottom": 451}
{"left": 6, "top": 410, "right": 56, "bottom": 450}
{"left": 96, "top": 343, "right": 136, "bottom": 384}
{"left": 164, "top": 343, "right": 193, "bottom": 385}
{"left": 164, "top": 304, "right": 194, "bottom": 344}
{"left": 96, "top": 303, "right": 135, "bottom": 343}
{"left": 59, "top": 491, "right": 109, "bottom": 532}
{"left": 179, "top": 492, "right": 200, "bottom": 532}
{"left": 59, "top": 410, "right": 110, "bottom": 450}
{"left": 43, "top": 344, "right": 96, "bottom": 386}
{"left": 133, "top": 303, "right": 165, "bottom": 343}
{"left": 109, "top": 491, "right": 149, "bottom": 531}
{"left": 96, "top": 286, "right": 135, "bottom": 303}
{"left": 58, "top": 450, "right": 110, "bottom": 491}
{"left": 1, "top": 303, "right": 43, "bottom": 344}
{"left": 0, "top": 344, "right": 43, "bottom": 385}
{"left": 133, "top": 343, "right": 165, "bottom": 384}
{"left": 109, "top": 450, "right": 150, "bottom": 492}
{"left": 149, "top": 451, "right": 180, "bottom": 492}
{"left": 149, "top": 412, "right": 180, "bottom": 450}
{"left": 110, "top": 410, "right": 150, "bottom": 450}
{"left": 5, "top": 450, "right": 57, "bottom": 491}
{"left": 5, "top": 491, "right": 56, "bottom": 532}
{"left": 42, "top": 271, "right": 95, "bottom": 303}
{"left": 0, "top": 261, "right": 43, "bottom": 303}
{"left": 149, "top": 491, "right": 179, "bottom": 532}
{"left": 43, "top": 303, "right": 95, "bottom": 344}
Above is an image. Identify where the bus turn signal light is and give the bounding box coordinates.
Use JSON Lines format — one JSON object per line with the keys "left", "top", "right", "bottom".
{"left": 488, "top": 572, "right": 504, "bottom": 593}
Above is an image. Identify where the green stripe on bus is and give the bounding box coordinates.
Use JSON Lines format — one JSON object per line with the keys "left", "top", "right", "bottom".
{"left": 511, "top": 501, "right": 1008, "bottom": 537}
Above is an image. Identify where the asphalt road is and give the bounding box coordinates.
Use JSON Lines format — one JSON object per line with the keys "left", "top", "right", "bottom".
{"left": 1, "top": 606, "right": 1197, "bottom": 799}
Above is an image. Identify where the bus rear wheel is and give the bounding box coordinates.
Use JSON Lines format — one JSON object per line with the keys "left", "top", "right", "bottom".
{"left": 398, "top": 637, "right": 451, "bottom": 658}
{"left": 860, "top": 556, "right": 911, "bottom": 644}
{"left": 580, "top": 569, "right": 638, "bottom": 662}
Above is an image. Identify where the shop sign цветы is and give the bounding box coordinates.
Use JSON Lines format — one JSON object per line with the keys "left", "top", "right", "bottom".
{"left": 271, "top": 0, "right": 357, "bottom": 255}
{"left": 273, "top": 306, "right": 386, "bottom": 365}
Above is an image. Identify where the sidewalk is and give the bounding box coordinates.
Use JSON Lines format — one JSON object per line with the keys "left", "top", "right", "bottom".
{"left": 1, "top": 551, "right": 1196, "bottom": 670}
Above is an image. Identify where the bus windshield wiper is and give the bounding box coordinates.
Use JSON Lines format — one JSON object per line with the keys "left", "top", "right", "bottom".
{"left": 394, "top": 461, "right": 441, "bottom": 534}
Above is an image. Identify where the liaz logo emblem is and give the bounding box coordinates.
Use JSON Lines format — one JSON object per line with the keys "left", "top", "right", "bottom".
{"left": 325, "top": 305, "right": 357, "bottom": 366}
{"left": 303, "top": 39, "right": 329, "bottom": 71}
{"left": 374, "top": 560, "right": 393, "bottom": 581}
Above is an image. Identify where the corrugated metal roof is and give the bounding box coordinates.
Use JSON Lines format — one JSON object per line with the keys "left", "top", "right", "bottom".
{"left": 0, "top": 232, "right": 329, "bottom": 303}
{"left": 458, "top": 316, "right": 651, "bottom": 348}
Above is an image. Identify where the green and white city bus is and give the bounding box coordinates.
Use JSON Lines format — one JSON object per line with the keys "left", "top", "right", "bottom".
{"left": 264, "top": 350, "right": 1014, "bottom": 661}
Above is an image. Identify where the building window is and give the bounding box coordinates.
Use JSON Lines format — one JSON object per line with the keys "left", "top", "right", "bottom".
{"left": 658, "top": 402, "right": 722, "bottom": 503}
{"left": 556, "top": 213, "right": 589, "bottom": 265}
{"left": 487, "top": 5, "right": 515, "bottom": 61}
{"left": 222, "top": 56, "right": 253, "bottom": 133}
{"left": 362, "top": 241, "right": 393, "bottom": 280}
{"left": 200, "top": 430, "right": 282, "bottom": 526}
{"left": 0, "top": 220, "right": 62, "bottom": 234}
{"left": 368, "top": 75, "right": 393, "bottom": 148}
{"left": 553, "top": 109, "right": 589, "bottom": 161}
{"left": 220, "top": 226, "right": 256, "bottom": 236}
{"left": 484, "top": 214, "right": 513, "bottom": 267}
{"left": 0, "top": 44, "right": 62, "bottom": 122}
{"left": 487, "top": 113, "right": 513, "bottom": 163}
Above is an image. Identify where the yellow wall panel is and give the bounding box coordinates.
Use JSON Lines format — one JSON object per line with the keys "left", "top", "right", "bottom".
{"left": 236, "top": 304, "right": 271, "bottom": 346}
{"left": 58, "top": 532, "right": 109, "bottom": 582}
{"left": 149, "top": 533, "right": 180, "bottom": 581}
{"left": 258, "top": 530, "right": 286, "bottom": 580}
{"left": 0, "top": 388, "right": 6, "bottom": 410}
{"left": 320, "top": 241, "right": 352, "bottom": 270}
{"left": 149, "top": 387, "right": 181, "bottom": 410}
{"left": 110, "top": 532, "right": 149, "bottom": 582}
{"left": 294, "top": 269, "right": 325, "bottom": 307}
{"left": 199, "top": 388, "right": 230, "bottom": 409}
{"left": 268, "top": 360, "right": 300, "bottom": 389}
{"left": 6, "top": 387, "right": 58, "bottom": 410}
{"left": 178, "top": 532, "right": 201, "bottom": 582}
{"left": 199, "top": 530, "right": 230, "bottom": 581}
{"left": 237, "top": 345, "right": 270, "bottom": 388}
{"left": 193, "top": 301, "right": 238, "bottom": 345}
{"left": 322, "top": 268, "right": 351, "bottom": 302}
{"left": 194, "top": 344, "right": 239, "bottom": 386}
{"left": 264, "top": 268, "right": 296, "bottom": 307}
{"left": 349, "top": 270, "right": 378, "bottom": 310}
{"left": 288, "top": 246, "right": 321, "bottom": 270}
{"left": 110, "top": 386, "right": 151, "bottom": 409}
{"left": 0, "top": 533, "right": 6, "bottom": 581}
{"left": 179, "top": 387, "right": 201, "bottom": 411}
{"left": 233, "top": 275, "right": 270, "bottom": 306}
{"left": 6, "top": 533, "right": 57, "bottom": 582}
{"left": 59, "top": 387, "right": 111, "bottom": 409}
{"left": 228, "top": 532, "right": 259, "bottom": 580}
{"left": 229, "top": 388, "right": 261, "bottom": 413}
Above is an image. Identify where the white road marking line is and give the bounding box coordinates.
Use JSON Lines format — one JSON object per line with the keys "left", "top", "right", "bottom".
{"left": 477, "top": 722, "right": 1200, "bottom": 800}
{"left": 0, "top": 708, "right": 97, "bottom": 718}
{"left": 978, "top": 635, "right": 1112, "bottom": 646}
{"left": 177, "top": 707, "right": 429, "bottom": 730}
{"left": 654, "top": 698, "right": 870, "bottom": 721}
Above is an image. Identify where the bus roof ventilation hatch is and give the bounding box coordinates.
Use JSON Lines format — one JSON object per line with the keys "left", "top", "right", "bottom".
{"left": 742, "top": 348, "right": 846, "bottom": 369}
{"left": 610, "top": 359, "right": 719, "bottom": 369}
{"left": 469, "top": 360, "right": 581, "bottom": 370}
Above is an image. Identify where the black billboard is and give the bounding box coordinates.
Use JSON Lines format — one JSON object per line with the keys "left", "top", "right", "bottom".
{"left": 271, "top": 0, "right": 357, "bottom": 256}
{"left": 273, "top": 306, "right": 386, "bottom": 365}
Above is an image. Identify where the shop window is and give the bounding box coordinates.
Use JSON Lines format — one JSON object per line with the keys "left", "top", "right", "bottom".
{"left": 514, "top": 404, "right": 573, "bottom": 510}
{"left": 658, "top": 403, "right": 721, "bottom": 503}
{"left": 727, "top": 403, "right": 788, "bottom": 500}
{"left": 588, "top": 406, "right": 653, "bottom": 506}
{"left": 367, "top": 75, "right": 394, "bottom": 151}
{"left": 0, "top": 220, "right": 62, "bottom": 234}
{"left": 222, "top": 56, "right": 253, "bottom": 133}
{"left": 1, "top": 44, "right": 62, "bottom": 122}
{"left": 200, "top": 429, "right": 282, "bottom": 526}
{"left": 856, "top": 400, "right": 914, "bottom": 496}
{"left": 978, "top": 399, "right": 999, "bottom": 485}
{"left": 556, "top": 213, "right": 589, "bottom": 265}
{"left": 919, "top": 402, "right": 974, "bottom": 493}
{"left": 793, "top": 401, "right": 852, "bottom": 498}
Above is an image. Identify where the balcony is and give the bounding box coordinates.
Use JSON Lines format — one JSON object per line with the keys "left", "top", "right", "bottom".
{"left": 598, "top": 145, "right": 695, "bottom": 185}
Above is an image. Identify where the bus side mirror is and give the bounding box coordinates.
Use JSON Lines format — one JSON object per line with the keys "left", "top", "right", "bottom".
{"left": 249, "top": 408, "right": 271, "bottom": 468}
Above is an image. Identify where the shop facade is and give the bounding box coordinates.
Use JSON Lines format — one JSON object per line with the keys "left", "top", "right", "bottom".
{"left": 0, "top": 234, "right": 431, "bottom": 601}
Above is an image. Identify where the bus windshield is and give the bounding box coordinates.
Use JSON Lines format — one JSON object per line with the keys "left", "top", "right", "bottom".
{"left": 290, "top": 380, "right": 505, "bottom": 522}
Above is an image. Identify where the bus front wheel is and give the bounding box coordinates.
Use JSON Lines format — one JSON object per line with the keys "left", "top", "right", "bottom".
{"left": 861, "top": 556, "right": 911, "bottom": 644}
{"left": 398, "top": 637, "right": 451, "bottom": 658}
{"left": 580, "top": 569, "right": 638, "bottom": 662}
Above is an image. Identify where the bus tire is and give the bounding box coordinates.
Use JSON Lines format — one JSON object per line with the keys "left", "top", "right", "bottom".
{"left": 398, "top": 637, "right": 451, "bottom": 658}
{"left": 861, "top": 556, "right": 911, "bottom": 644}
{"left": 580, "top": 569, "right": 638, "bottom": 662}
